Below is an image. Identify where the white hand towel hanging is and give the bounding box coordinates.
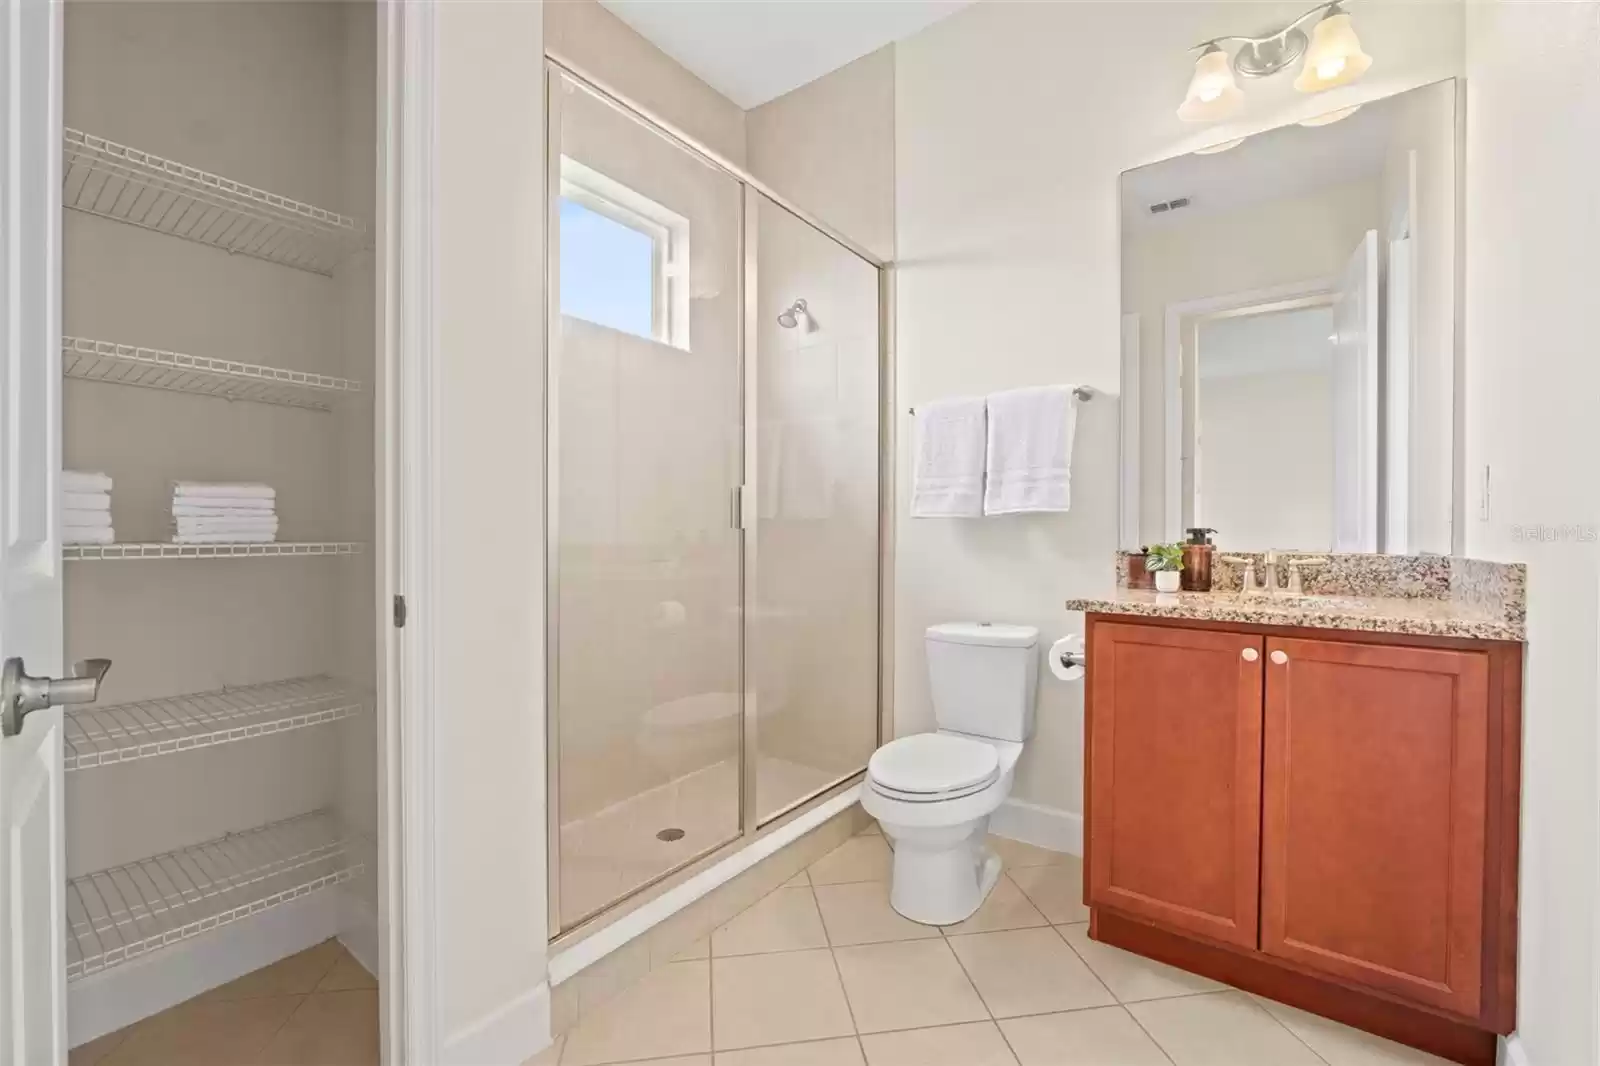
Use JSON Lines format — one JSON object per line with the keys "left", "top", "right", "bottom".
{"left": 171, "top": 481, "right": 276, "bottom": 500}
{"left": 911, "top": 397, "right": 987, "bottom": 518}
{"left": 983, "top": 385, "right": 1080, "bottom": 515}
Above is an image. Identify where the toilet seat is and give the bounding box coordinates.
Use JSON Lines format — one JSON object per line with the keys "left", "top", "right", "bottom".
{"left": 867, "top": 733, "right": 1000, "bottom": 803}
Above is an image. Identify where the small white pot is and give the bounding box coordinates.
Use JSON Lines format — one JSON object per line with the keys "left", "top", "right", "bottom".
{"left": 1154, "top": 570, "right": 1182, "bottom": 593}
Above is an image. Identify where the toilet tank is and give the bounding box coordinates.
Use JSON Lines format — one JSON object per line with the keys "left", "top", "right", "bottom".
{"left": 926, "top": 623, "right": 1040, "bottom": 743}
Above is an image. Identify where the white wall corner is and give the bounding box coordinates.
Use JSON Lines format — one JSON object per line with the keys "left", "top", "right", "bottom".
{"left": 1500, "top": 1033, "right": 1532, "bottom": 1066}
{"left": 989, "top": 798, "right": 1083, "bottom": 857}
{"left": 442, "top": 981, "right": 552, "bottom": 1066}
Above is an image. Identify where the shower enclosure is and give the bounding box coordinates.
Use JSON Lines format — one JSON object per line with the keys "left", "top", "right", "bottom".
{"left": 545, "top": 58, "right": 888, "bottom": 936}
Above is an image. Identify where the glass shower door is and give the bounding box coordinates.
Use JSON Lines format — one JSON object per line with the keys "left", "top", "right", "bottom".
{"left": 750, "top": 192, "right": 882, "bottom": 824}
{"left": 550, "top": 71, "right": 745, "bottom": 932}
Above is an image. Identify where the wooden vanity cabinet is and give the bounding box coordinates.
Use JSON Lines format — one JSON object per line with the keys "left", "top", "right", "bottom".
{"left": 1084, "top": 615, "right": 1523, "bottom": 1066}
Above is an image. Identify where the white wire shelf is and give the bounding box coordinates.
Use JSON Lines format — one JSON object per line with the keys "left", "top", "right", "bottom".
{"left": 63, "top": 336, "right": 361, "bottom": 412}
{"left": 65, "top": 676, "right": 364, "bottom": 773}
{"left": 63, "top": 129, "right": 365, "bottom": 276}
{"left": 66, "top": 811, "right": 357, "bottom": 981}
{"left": 63, "top": 542, "right": 362, "bottom": 561}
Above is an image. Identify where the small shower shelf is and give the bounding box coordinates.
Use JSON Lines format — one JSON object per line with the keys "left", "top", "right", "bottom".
{"left": 66, "top": 810, "right": 358, "bottom": 980}
{"left": 63, "top": 336, "right": 361, "bottom": 411}
{"left": 65, "top": 675, "right": 365, "bottom": 772}
{"left": 64, "top": 542, "right": 362, "bottom": 561}
{"left": 63, "top": 128, "right": 365, "bottom": 276}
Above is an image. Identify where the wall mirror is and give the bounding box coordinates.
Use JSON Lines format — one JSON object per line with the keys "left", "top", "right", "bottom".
{"left": 1119, "top": 79, "right": 1460, "bottom": 555}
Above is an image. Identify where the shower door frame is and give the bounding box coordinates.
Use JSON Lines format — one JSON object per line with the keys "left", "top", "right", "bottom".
{"left": 543, "top": 53, "right": 895, "bottom": 943}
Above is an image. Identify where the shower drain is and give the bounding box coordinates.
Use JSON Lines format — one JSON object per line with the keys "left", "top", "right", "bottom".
{"left": 656, "top": 828, "right": 686, "bottom": 842}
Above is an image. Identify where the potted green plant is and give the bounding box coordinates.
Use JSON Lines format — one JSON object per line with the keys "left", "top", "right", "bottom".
{"left": 1145, "top": 542, "right": 1186, "bottom": 593}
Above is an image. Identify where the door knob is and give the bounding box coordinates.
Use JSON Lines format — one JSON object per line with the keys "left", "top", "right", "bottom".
{"left": 1, "top": 656, "right": 112, "bottom": 737}
{"left": 1241, "top": 648, "right": 1259, "bottom": 662}
{"left": 1270, "top": 650, "right": 1289, "bottom": 665}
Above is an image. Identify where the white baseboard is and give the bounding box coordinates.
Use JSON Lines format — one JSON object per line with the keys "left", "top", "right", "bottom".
{"left": 338, "top": 889, "right": 381, "bottom": 980}
{"left": 989, "top": 797, "right": 1083, "bottom": 856}
{"left": 69, "top": 888, "right": 339, "bottom": 1047}
{"left": 1500, "top": 1033, "right": 1531, "bottom": 1066}
{"left": 442, "top": 981, "right": 551, "bottom": 1066}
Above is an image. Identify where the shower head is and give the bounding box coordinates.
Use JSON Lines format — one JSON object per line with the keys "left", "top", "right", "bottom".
{"left": 777, "top": 298, "right": 808, "bottom": 329}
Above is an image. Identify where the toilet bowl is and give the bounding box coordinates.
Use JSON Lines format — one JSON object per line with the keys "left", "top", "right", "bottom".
{"left": 863, "top": 622, "right": 1039, "bottom": 925}
{"left": 861, "top": 731, "right": 1024, "bottom": 925}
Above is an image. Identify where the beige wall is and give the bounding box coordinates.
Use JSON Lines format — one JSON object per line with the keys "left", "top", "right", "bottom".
{"left": 747, "top": 46, "right": 896, "bottom": 262}
{"left": 892, "top": 0, "right": 1464, "bottom": 821}
{"left": 545, "top": 0, "right": 746, "bottom": 166}
{"left": 434, "top": 0, "right": 549, "bottom": 1049}
{"left": 1462, "top": 3, "right": 1600, "bottom": 1063}
{"left": 1125, "top": 177, "right": 1383, "bottom": 546}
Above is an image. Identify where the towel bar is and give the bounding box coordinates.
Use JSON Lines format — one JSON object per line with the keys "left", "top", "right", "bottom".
{"left": 909, "top": 386, "right": 1092, "bottom": 415}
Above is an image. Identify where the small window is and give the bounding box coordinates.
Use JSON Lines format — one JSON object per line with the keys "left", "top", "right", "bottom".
{"left": 559, "top": 158, "right": 690, "bottom": 348}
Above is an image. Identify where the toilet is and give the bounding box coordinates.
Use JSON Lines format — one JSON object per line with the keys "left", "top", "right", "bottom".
{"left": 862, "top": 622, "right": 1039, "bottom": 925}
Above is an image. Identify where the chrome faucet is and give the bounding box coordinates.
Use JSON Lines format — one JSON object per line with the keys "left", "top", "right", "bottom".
{"left": 1262, "top": 550, "right": 1282, "bottom": 595}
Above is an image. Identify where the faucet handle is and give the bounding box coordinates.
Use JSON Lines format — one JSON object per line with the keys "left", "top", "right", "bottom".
{"left": 1285, "top": 556, "right": 1329, "bottom": 596}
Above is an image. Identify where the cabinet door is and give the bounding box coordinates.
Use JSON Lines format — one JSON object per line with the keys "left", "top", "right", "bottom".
{"left": 1088, "top": 622, "right": 1264, "bottom": 948}
{"left": 1261, "top": 637, "right": 1489, "bottom": 1017}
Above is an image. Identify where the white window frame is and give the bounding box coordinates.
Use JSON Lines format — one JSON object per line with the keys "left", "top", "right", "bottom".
{"left": 559, "top": 156, "right": 690, "bottom": 348}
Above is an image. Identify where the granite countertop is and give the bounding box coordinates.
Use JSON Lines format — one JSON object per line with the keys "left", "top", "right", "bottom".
{"left": 1066, "top": 553, "right": 1527, "bottom": 642}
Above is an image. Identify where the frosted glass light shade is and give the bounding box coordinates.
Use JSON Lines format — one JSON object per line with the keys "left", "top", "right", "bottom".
{"left": 1178, "top": 47, "right": 1244, "bottom": 122}
{"left": 1294, "top": 11, "right": 1372, "bottom": 93}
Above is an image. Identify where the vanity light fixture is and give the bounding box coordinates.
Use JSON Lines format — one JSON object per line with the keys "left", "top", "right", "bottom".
{"left": 1299, "top": 103, "right": 1364, "bottom": 127}
{"left": 1178, "top": 44, "right": 1244, "bottom": 122}
{"left": 1178, "top": 1, "right": 1372, "bottom": 123}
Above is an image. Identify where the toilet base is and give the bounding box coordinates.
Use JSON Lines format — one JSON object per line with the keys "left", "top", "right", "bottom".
{"left": 883, "top": 820, "right": 1003, "bottom": 926}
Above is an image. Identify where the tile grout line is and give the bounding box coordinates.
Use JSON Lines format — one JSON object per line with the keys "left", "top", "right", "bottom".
{"left": 1120, "top": 1002, "right": 1182, "bottom": 1066}
{"left": 1243, "top": 993, "right": 1336, "bottom": 1066}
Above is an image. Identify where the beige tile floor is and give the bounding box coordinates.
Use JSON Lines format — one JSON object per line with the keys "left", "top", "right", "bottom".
{"left": 69, "top": 939, "right": 378, "bottom": 1066}
{"left": 533, "top": 826, "right": 1456, "bottom": 1066}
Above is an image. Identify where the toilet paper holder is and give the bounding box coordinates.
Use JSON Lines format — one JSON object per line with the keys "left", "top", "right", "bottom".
{"left": 1049, "top": 635, "right": 1087, "bottom": 682}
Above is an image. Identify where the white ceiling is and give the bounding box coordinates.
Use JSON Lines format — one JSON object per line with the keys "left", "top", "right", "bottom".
{"left": 1122, "top": 94, "right": 1405, "bottom": 233}
{"left": 597, "top": 0, "right": 975, "bottom": 109}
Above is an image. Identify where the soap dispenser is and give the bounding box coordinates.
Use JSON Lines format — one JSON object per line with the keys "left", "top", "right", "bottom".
{"left": 1182, "top": 528, "right": 1217, "bottom": 592}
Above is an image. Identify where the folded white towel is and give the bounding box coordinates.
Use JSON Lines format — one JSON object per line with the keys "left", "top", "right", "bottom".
{"left": 63, "top": 492, "right": 111, "bottom": 511}
{"left": 170, "top": 499, "right": 276, "bottom": 515}
{"left": 171, "top": 531, "right": 277, "bottom": 544}
{"left": 983, "top": 385, "right": 1079, "bottom": 515}
{"left": 64, "top": 510, "right": 113, "bottom": 529}
{"left": 911, "top": 397, "right": 988, "bottom": 518}
{"left": 63, "top": 471, "right": 113, "bottom": 494}
{"left": 172, "top": 506, "right": 270, "bottom": 517}
{"left": 172, "top": 482, "right": 276, "bottom": 500}
{"left": 64, "top": 527, "right": 114, "bottom": 545}
{"left": 173, "top": 517, "right": 280, "bottom": 534}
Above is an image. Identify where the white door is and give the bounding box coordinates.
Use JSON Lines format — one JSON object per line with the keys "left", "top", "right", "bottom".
{"left": 1, "top": 1, "right": 67, "bottom": 1062}
{"left": 1330, "top": 230, "right": 1379, "bottom": 552}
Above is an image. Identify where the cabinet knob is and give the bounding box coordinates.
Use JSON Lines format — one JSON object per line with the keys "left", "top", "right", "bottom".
{"left": 1270, "top": 650, "right": 1289, "bottom": 665}
{"left": 1241, "top": 648, "right": 1258, "bottom": 662}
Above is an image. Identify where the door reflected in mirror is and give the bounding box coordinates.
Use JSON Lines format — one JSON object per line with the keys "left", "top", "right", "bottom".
{"left": 1120, "top": 80, "right": 1459, "bottom": 555}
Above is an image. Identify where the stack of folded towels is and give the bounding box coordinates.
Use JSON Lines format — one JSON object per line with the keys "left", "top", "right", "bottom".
{"left": 63, "top": 470, "right": 115, "bottom": 545}
{"left": 170, "top": 482, "right": 278, "bottom": 544}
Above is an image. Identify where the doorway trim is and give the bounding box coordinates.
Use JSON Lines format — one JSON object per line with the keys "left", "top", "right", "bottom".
{"left": 1159, "top": 276, "right": 1336, "bottom": 542}
{"left": 387, "top": 0, "right": 439, "bottom": 1062}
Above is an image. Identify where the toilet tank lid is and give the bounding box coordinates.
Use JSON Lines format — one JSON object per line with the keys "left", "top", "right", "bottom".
{"left": 927, "top": 623, "right": 1039, "bottom": 648}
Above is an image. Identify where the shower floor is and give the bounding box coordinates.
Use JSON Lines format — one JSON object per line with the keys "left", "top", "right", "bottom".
{"left": 558, "top": 755, "right": 843, "bottom": 930}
